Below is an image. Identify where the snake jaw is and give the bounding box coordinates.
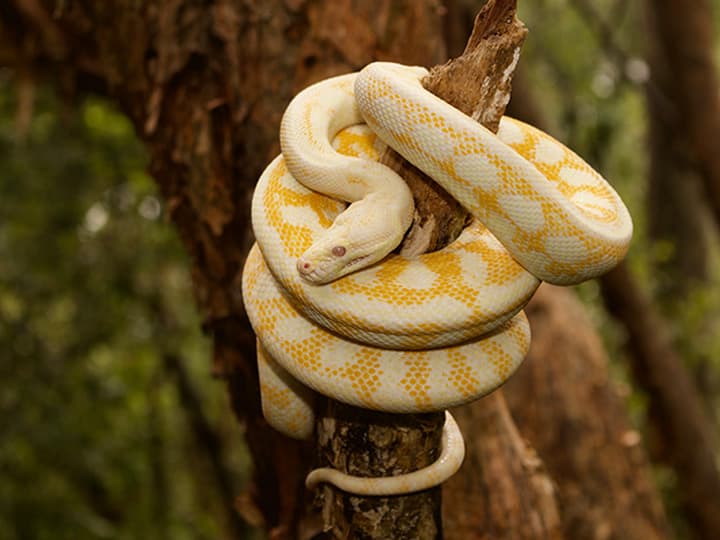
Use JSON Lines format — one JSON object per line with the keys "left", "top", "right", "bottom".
{"left": 297, "top": 249, "right": 373, "bottom": 284}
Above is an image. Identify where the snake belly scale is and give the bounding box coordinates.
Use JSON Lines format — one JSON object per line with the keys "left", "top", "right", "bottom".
{"left": 242, "top": 62, "right": 632, "bottom": 495}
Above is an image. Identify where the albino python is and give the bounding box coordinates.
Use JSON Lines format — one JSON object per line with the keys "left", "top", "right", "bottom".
{"left": 242, "top": 62, "right": 632, "bottom": 495}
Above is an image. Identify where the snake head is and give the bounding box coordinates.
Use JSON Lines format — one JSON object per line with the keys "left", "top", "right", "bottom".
{"left": 296, "top": 199, "right": 406, "bottom": 284}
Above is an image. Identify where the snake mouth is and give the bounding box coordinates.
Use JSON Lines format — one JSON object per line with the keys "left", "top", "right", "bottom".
{"left": 344, "top": 254, "right": 372, "bottom": 271}
{"left": 298, "top": 253, "right": 375, "bottom": 285}
{"left": 297, "top": 256, "right": 368, "bottom": 284}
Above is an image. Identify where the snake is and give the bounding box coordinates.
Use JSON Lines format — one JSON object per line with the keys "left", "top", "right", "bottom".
{"left": 241, "top": 62, "right": 633, "bottom": 496}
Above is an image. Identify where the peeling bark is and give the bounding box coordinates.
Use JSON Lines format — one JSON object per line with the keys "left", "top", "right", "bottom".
{"left": 396, "top": 0, "right": 528, "bottom": 256}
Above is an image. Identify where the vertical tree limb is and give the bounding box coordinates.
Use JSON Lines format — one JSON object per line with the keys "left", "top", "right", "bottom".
{"left": 645, "top": 17, "right": 710, "bottom": 299}
{"left": 164, "top": 353, "right": 251, "bottom": 539}
{"left": 642, "top": 0, "right": 720, "bottom": 413}
{"left": 315, "top": 2, "right": 563, "bottom": 538}
{"left": 645, "top": 0, "right": 720, "bottom": 234}
{"left": 601, "top": 264, "right": 720, "bottom": 539}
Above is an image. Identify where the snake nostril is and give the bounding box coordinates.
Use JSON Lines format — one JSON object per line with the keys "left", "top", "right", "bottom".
{"left": 297, "top": 259, "right": 312, "bottom": 274}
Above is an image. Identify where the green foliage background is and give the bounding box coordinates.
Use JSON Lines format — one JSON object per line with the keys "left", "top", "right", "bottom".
{"left": 1, "top": 0, "right": 719, "bottom": 538}
{"left": 0, "top": 86, "right": 250, "bottom": 538}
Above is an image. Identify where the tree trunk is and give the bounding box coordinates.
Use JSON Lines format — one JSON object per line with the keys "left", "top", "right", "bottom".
{"left": 601, "top": 264, "right": 720, "bottom": 539}
{"left": 643, "top": 0, "right": 720, "bottom": 235}
{"left": 0, "top": 1, "right": 446, "bottom": 537}
{"left": 643, "top": 0, "right": 720, "bottom": 416}
{"left": 643, "top": 0, "right": 713, "bottom": 308}
{"left": 505, "top": 285, "right": 672, "bottom": 540}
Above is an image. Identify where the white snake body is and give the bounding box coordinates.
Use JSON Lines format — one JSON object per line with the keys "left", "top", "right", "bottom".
{"left": 280, "top": 72, "right": 415, "bottom": 286}
{"left": 242, "top": 62, "right": 632, "bottom": 495}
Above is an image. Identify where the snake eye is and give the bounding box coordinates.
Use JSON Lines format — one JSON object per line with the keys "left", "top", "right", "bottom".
{"left": 332, "top": 246, "right": 346, "bottom": 257}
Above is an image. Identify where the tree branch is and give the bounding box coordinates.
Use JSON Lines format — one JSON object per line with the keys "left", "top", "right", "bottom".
{"left": 315, "top": 2, "right": 561, "bottom": 538}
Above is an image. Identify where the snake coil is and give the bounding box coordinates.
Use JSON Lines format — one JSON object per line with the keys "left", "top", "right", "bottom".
{"left": 242, "top": 62, "right": 632, "bottom": 495}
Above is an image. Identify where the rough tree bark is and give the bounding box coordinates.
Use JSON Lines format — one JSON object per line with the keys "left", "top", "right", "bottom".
{"left": 0, "top": 1, "right": 448, "bottom": 537}
{"left": 504, "top": 285, "right": 672, "bottom": 540}
{"left": 0, "top": 1, "right": 684, "bottom": 538}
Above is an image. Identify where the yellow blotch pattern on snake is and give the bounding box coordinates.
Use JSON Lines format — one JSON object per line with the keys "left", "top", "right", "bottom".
{"left": 242, "top": 63, "right": 632, "bottom": 495}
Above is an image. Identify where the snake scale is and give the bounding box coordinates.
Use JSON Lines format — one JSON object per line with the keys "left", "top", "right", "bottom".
{"left": 242, "top": 62, "right": 633, "bottom": 495}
